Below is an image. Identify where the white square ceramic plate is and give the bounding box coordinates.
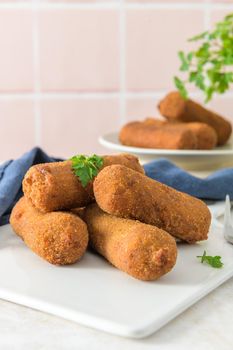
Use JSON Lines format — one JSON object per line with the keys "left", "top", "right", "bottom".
{"left": 0, "top": 214, "right": 232, "bottom": 339}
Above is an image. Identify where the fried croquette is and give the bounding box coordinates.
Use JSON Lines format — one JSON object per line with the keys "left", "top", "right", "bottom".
{"left": 84, "top": 204, "right": 177, "bottom": 281}
{"left": 144, "top": 118, "right": 166, "bottom": 127}
{"left": 158, "top": 91, "right": 232, "bottom": 146}
{"left": 23, "top": 154, "right": 144, "bottom": 213}
{"left": 93, "top": 165, "right": 211, "bottom": 243}
{"left": 103, "top": 153, "right": 144, "bottom": 173}
{"left": 185, "top": 122, "right": 217, "bottom": 149}
{"left": 119, "top": 121, "right": 197, "bottom": 150}
{"left": 144, "top": 118, "right": 217, "bottom": 149}
{"left": 10, "top": 197, "right": 89, "bottom": 265}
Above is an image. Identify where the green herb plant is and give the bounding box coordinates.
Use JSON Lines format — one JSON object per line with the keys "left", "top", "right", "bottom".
{"left": 174, "top": 13, "right": 233, "bottom": 102}
{"left": 71, "top": 154, "right": 104, "bottom": 187}
{"left": 197, "top": 250, "right": 224, "bottom": 268}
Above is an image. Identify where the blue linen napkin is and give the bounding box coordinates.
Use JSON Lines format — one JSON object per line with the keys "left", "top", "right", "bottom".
{"left": 144, "top": 158, "right": 233, "bottom": 201}
{"left": 1, "top": 149, "right": 233, "bottom": 226}
{"left": 0, "top": 148, "right": 61, "bottom": 226}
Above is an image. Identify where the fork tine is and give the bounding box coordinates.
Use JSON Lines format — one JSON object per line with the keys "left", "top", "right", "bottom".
{"left": 224, "top": 194, "right": 231, "bottom": 228}
{"left": 223, "top": 194, "right": 233, "bottom": 244}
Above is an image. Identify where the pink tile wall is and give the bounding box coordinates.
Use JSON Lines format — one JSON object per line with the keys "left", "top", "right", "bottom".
{"left": 40, "top": 98, "right": 120, "bottom": 158}
{"left": 211, "top": 1, "right": 233, "bottom": 2}
{"left": 0, "top": 99, "right": 35, "bottom": 160}
{"left": 126, "top": 9, "right": 204, "bottom": 91}
{"left": 210, "top": 8, "right": 231, "bottom": 23}
{"left": 126, "top": 97, "right": 162, "bottom": 121}
{"left": 39, "top": 9, "right": 120, "bottom": 92}
{"left": 0, "top": 1, "right": 232, "bottom": 160}
{"left": 45, "top": 0, "right": 119, "bottom": 2}
{"left": 210, "top": 9, "right": 233, "bottom": 92}
{"left": 126, "top": 0, "right": 205, "bottom": 2}
{"left": 0, "top": 9, "right": 33, "bottom": 92}
{"left": 210, "top": 98, "right": 233, "bottom": 122}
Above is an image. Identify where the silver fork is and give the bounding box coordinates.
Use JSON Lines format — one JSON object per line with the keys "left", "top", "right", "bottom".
{"left": 223, "top": 194, "right": 233, "bottom": 244}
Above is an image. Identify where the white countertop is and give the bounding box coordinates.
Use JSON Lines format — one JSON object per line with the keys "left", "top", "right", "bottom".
{"left": 0, "top": 277, "right": 233, "bottom": 350}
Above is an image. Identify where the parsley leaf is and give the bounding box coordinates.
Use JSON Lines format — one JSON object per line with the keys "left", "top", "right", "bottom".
{"left": 70, "top": 154, "right": 104, "bottom": 187}
{"left": 197, "top": 250, "right": 224, "bottom": 268}
{"left": 174, "top": 13, "right": 233, "bottom": 102}
{"left": 174, "top": 76, "right": 188, "bottom": 99}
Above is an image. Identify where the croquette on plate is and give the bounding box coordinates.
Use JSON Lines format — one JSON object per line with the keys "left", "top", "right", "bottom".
{"left": 93, "top": 165, "right": 211, "bottom": 243}
{"left": 143, "top": 118, "right": 217, "bottom": 150}
{"left": 119, "top": 121, "right": 197, "bottom": 150}
{"left": 10, "top": 196, "right": 89, "bottom": 265}
{"left": 23, "top": 154, "right": 144, "bottom": 213}
{"left": 158, "top": 91, "right": 232, "bottom": 146}
{"left": 84, "top": 204, "right": 177, "bottom": 281}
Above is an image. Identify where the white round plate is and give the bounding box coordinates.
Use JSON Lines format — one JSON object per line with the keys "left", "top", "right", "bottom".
{"left": 99, "top": 132, "right": 233, "bottom": 170}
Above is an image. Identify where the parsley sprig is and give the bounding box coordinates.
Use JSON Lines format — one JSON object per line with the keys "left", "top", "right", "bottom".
{"left": 71, "top": 154, "right": 104, "bottom": 187}
{"left": 174, "top": 13, "right": 233, "bottom": 102}
{"left": 197, "top": 250, "right": 224, "bottom": 268}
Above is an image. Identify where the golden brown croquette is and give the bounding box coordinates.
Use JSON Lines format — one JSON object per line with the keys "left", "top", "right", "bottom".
{"left": 184, "top": 122, "right": 217, "bottom": 149}
{"left": 119, "top": 121, "right": 197, "bottom": 150}
{"left": 143, "top": 118, "right": 217, "bottom": 150}
{"left": 84, "top": 204, "right": 177, "bottom": 281}
{"left": 23, "top": 154, "right": 144, "bottom": 213}
{"left": 10, "top": 197, "right": 89, "bottom": 265}
{"left": 93, "top": 165, "right": 211, "bottom": 243}
{"left": 158, "top": 91, "right": 232, "bottom": 146}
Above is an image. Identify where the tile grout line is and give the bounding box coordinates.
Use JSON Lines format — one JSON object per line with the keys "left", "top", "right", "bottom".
{"left": 0, "top": 2, "right": 233, "bottom": 10}
{"left": 119, "top": 0, "right": 126, "bottom": 125}
{"left": 32, "top": 0, "right": 41, "bottom": 146}
{"left": 125, "top": 3, "right": 233, "bottom": 11}
{"left": 203, "top": 0, "right": 212, "bottom": 104}
{"left": 0, "top": 3, "right": 119, "bottom": 10}
{"left": 0, "top": 91, "right": 232, "bottom": 99}
{"left": 204, "top": 0, "right": 215, "bottom": 109}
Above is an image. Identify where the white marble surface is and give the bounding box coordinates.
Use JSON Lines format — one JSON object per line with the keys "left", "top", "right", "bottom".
{"left": 0, "top": 276, "right": 233, "bottom": 350}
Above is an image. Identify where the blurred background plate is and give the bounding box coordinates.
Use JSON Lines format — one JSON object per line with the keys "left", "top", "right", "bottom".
{"left": 99, "top": 132, "right": 233, "bottom": 170}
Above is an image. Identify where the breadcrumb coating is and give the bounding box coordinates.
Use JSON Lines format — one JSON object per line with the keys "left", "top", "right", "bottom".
{"left": 10, "top": 197, "right": 89, "bottom": 265}
{"left": 85, "top": 204, "right": 177, "bottom": 281}
{"left": 94, "top": 165, "right": 211, "bottom": 243}
{"left": 119, "top": 121, "right": 197, "bottom": 150}
{"left": 23, "top": 154, "right": 144, "bottom": 213}
{"left": 143, "top": 118, "right": 217, "bottom": 150}
{"left": 158, "top": 91, "right": 232, "bottom": 146}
